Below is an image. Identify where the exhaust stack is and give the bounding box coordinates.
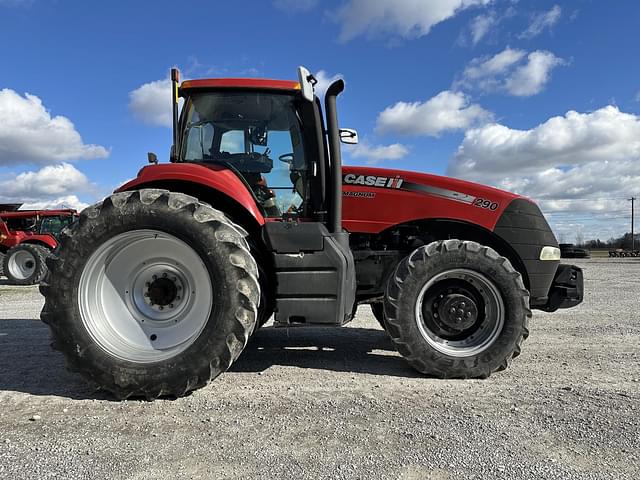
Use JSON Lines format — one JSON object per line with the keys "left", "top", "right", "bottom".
{"left": 170, "top": 68, "right": 180, "bottom": 162}
{"left": 324, "top": 79, "right": 345, "bottom": 234}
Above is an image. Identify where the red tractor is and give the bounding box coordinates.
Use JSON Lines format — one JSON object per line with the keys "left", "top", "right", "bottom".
{"left": 0, "top": 205, "right": 78, "bottom": 285}
{"left": 41, "top": 68, "right": 583, "bottom": 399}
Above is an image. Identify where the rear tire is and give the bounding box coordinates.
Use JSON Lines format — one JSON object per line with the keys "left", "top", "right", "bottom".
{"left": 3, "top": 243, "right": 48, "bottom": 285}
{"left": 384, "top": 240, "right": 531, "bottom": 379}
{"left": 40, "top": 189, "right": 260, "bottom": 399}
{"left": 0, "top": 251, "right": 4, "bottom": 277}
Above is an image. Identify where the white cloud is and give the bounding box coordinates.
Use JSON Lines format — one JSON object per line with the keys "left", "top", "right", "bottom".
{"left": 447, "top": 106, "right": 640, "bottom": 238}
{"left": 273, "top": 0, "right": 317, "bottom": 12}
{"left": 519, "top": 5, "right": 561, "bottom": 39}
{"left": 504, "top": 51, "right": 565, "bottom": 96}
{"left": 313, "top": 70, "right": 343, "bottom": 99}
{"left": 347, "top": 140, "right": 409, "bottom": 164}
{"left": 336, "top": 0, "right": 491, "bottom": 42}
{"left": 469, "top": 13, "right": 496, "bottom": 45}
{"left": 0, "top": 163, "right": 93, "bottom": 211}
{"left": 20, "top": 195, "right": 89, "bottom": 211}
{"left": 376, "top": 90, "right": 492, "bottom": 137}
{"left": 129, "top": 78, "right": 174, "bottom": 127}
{"left": 455, "top": 48, "right": 564, "bottom": 96}
{"left": 0, "top": 89, "right": 109, "bottom": 166}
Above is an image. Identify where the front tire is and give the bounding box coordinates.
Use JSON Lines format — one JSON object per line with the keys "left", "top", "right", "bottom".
{"left": 40, "top": 189, "right": 260, "bottom": 399}
{"left": 384, "top": 240, "right": 531, "bottom": 379}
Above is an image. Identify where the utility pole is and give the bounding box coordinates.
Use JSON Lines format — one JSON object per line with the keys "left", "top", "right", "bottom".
{"left": 629, "top": 197, "right": 636, "bottom": 251}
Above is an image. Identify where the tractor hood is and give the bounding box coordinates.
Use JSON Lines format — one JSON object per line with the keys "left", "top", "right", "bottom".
{"left": 341, "top": 165, "right": 526, "bottom": 234}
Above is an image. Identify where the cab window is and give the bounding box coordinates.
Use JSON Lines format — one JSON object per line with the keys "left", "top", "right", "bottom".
{"left": 181, "top": 92, "right": 308, "bottom": 218}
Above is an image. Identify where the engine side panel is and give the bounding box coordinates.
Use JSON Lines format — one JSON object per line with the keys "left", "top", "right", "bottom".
{"left": 341, "top": 166, "right": 521, "bottom": 234}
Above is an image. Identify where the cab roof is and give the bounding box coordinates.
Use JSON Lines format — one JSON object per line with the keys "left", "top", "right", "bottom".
{"left": 180, "top": 78, "right": 301, "bottom": 93}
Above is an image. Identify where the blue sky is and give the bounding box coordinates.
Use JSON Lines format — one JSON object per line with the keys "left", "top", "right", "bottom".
{"left": 1, "top": 0, "right": 639, "bottom": 242}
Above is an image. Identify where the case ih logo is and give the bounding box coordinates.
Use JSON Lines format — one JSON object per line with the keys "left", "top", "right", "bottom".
{"left": 343, "top": 174, "right": 404, "bottom": 189}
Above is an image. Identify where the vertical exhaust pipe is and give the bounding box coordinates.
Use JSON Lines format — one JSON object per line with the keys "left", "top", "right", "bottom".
{"left": 170, "top": 68, "right": 180, "bottom": 162}
{"left": 324, "top": 79, "right": 345, "bottom": 234}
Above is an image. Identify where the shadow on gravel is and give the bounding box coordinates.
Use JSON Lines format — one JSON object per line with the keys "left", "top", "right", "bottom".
{"left": 232, "top": 325, "right": 421, "bottom": 378}
{"left": 0, "top": 319, "right": 419, "bottom": 400}
{"left": 0, "top": 318, "right": 100, "bottom": 400}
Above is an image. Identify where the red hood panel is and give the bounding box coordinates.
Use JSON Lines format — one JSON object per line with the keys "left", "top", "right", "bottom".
{"left": 342, "top": 166, "right": 525, "bottom": 234}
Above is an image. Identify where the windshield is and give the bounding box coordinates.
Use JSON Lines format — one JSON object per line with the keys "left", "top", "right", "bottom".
{"left": 180, "top": 92, "right": 308, "bottom": 218}
{"left": 40, "top": 216, "right": 74, "bottom": 236}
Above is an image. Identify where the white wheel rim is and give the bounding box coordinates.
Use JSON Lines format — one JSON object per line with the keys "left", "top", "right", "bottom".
{"left": 8, "top": 250, "right": 37, "bottom": 280}
{"left": 79, "top": 229, "right": 213, "bottom": 363}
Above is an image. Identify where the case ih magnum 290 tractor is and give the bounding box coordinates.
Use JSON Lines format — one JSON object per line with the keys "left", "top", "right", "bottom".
{"left": 0, "top": 206, "right": 77, "bottom": 285}
{"left": 41, "top": 68, "right": 583, "bottom": 399}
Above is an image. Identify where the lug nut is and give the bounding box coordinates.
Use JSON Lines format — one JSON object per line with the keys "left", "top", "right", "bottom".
{"left": 466, "top": 312, "right": 472, "bottom": 318}
{"left": 176, "top": 296, "right": 181, "bottom": 300}
{"left": 450, "top": 307, "right": 456, "bottom": 313}
{"left": 162, "top": 273, "right": 168, "bottom": 278}
{"left": 169, "top": 304, "right": 174, "bottom": 308}
{"left": 159, "top": 306, "right": 164, "bottom": 310}
{"left": 460, "top": 302, "right": 466, "bottom": 308}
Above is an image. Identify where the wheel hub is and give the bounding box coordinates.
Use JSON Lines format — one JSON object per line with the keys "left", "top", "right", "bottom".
{"left": 437, "top": 293, "right": 478, "bottom": 331}
{"left": 145, "top": 274, "right": 181, "bottom": 309}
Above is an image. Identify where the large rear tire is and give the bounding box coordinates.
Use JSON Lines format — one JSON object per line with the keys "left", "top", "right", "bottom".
{"left": 384, "top": 240, "right": 531, "bottom": 379}
{"left": 3, "top": 243, "right": 48, "bottom": 285}
{"left": 40, "top": 189, "right": 260, "bottom": 399}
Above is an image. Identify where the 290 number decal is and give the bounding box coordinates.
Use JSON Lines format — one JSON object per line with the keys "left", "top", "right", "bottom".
{"left": 472, "top": 198, "right": 499, "bottom": 211}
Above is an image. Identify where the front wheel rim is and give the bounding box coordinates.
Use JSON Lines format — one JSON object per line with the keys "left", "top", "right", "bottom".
{"left": 415, "top": 268, "right": 504, "bottom": 357}
{"left": 79, "top": 229, "right": 213, "bottom": 363}
{"left": 8, "top": 250, "right": 37, "bottom": 280}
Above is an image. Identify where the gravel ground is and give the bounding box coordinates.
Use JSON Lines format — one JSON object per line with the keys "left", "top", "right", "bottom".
{"left": 0, "top": 258, "right": 638, "bottom": 480}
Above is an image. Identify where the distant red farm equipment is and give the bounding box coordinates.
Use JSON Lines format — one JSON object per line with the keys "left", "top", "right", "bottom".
{"left": 0, "top": 206, "right": 78, "bottom": 284}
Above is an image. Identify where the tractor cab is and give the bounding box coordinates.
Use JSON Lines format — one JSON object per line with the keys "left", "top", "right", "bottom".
{"left": 170, "top": 68, "right": 358, "bottom": 327}
{"left": 179, "top": 88, "right": 310, "bottom": 218}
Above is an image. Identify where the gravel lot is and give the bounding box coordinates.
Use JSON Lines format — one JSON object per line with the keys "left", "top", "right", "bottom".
{"left": 0, "top": 258, "right": 638, "bottom": 479}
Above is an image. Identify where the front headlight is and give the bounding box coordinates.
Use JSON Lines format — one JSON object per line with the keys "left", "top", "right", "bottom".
{"left": 540, "top": 246, "right": 561, "bottom": 261}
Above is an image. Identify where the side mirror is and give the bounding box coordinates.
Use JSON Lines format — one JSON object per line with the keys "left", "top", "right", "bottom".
{"left": 147, "top": 152, "right": 158, "bottom": 164}
{"left": 339, "top": 128, "right": 359, "bottom": 145}
{"left": 297, "top": 66, "right": 316, "bottom": 103}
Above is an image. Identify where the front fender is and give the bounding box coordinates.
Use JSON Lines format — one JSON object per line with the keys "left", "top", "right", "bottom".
{"left": 116, "top": 163, "right": 265, "bottom": 226}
